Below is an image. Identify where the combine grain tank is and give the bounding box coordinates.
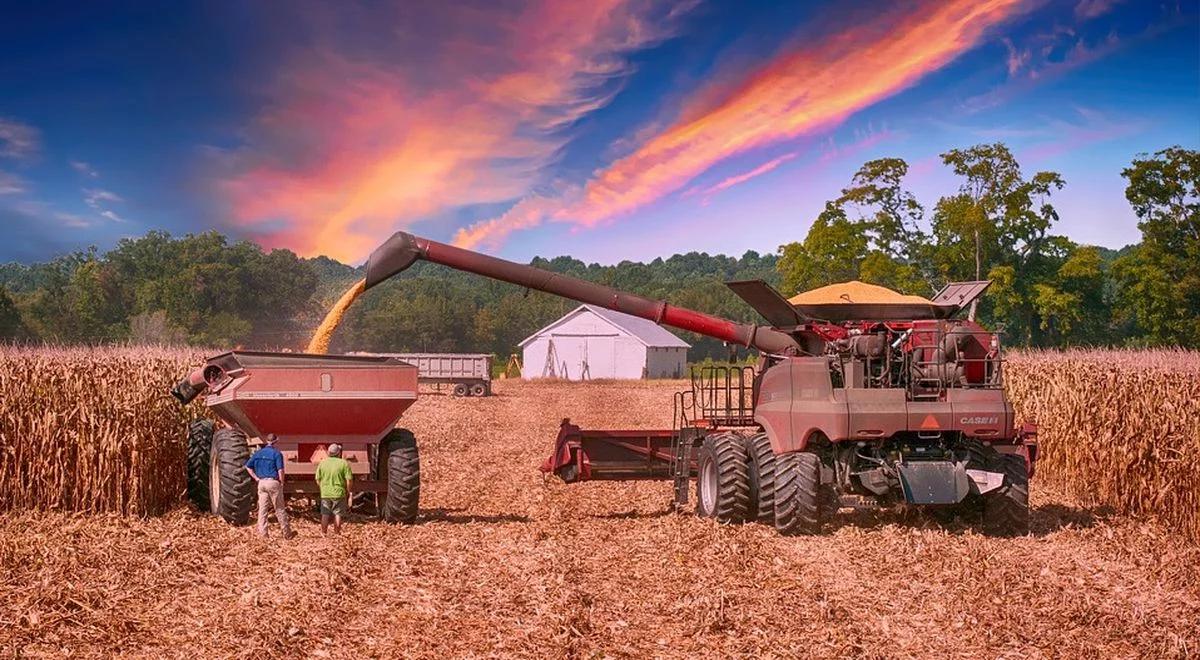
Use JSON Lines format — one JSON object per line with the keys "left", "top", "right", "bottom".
{"left": 357, "top": 231, "right": 1038, "bottom": 536}
{"left": 172, "top": 352, "right": 420, "bottom": 525}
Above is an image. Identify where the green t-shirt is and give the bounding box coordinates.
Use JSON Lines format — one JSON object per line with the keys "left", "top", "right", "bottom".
{"left": 315, "top": 456, "right": 353, "bottom": 499}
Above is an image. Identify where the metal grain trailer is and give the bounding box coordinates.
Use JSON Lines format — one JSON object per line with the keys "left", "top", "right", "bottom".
{"left": 354, "top": 352, "right": 492, "bottom": 396}
{"left": 172, "top": 352, "right": 421, "bottom": 525}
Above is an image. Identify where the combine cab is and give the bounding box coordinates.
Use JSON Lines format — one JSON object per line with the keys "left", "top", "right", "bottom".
{"left": 172, "top": 351, "right": 420, "bottom": 525}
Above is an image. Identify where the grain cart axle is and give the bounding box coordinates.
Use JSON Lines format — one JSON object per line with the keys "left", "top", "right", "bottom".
{"left": 360, "top": 231, "right": 1037, "bottom": 536}
{"left": 172, "top": 351, "right": 421, "bottom": 525}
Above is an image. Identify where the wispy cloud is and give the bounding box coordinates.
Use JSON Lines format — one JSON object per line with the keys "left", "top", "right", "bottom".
{"left": 83, "top": 188, "right": 126, "bottom": 222}
{"left": 70, "top": 160, "right": 100, "bottom": 178}
{"left": 684, "top": 152, "right": 799, "bottom": 205}
{"left": 216, "top": 1, "right": 694, "bottom": 262}
{"left": 0, "top": 171, "right": 25, "bottom": 196}
{"left": 454, "top": 0, "right": 1028, "bottom": 250}
{"left": 1022, "top": 106, "right": 1143, "bottom": 161}
{"left": 0, "top": 117, "right": 39, "bottom": 161}
{"left": 1075, "top": 0, "right": 1122, "bottom": 19}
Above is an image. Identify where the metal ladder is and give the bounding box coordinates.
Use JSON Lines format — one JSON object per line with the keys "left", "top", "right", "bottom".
{"left": 670, "top": 390, "right": 697, "bottom": 508}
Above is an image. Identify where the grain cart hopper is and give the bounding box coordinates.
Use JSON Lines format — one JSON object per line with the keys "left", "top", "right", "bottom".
{"left": 172, "top": 352, "right": 420, "bottom": 525}
{"left": 360, "top": 231, "right": 1037, "bottom": 536}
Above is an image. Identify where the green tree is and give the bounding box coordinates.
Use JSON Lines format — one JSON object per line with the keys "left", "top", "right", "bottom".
{"left": 933, "top": 143, "right": 1065, "bottom": 329}
{"left": 1114, "top": 147, "right": 1200, "bottom": 347}
{"left": 0, "top": 286, "right": 22, "bottom": 338}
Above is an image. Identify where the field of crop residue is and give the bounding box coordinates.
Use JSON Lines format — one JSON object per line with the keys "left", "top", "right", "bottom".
{"left": 2, "top": 349, "right": 1199, "bottom": 657}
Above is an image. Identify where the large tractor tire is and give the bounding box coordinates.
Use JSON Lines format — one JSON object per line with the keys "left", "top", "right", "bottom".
{"left": 694, "top": 432, "right": 750, "bottom": 523}
{"left": 186, "top": 419, "right": 214, "bottom": 511}
{"left": 744, "top": 432, "right": 777, "bottom": 525}
{"left": 982, "top": 453, "right": 1030, "bottom": 536}
{"left": 774, "top": 451, "right": 825, "bottom": 535}
{"left": 957, "top": 439, "right": 1030, "bottom": 536}
{"left": 379, "top": 428, "right": 420, "bottom": 524}
{"left": 209, "top": 427, "right": 254, "bottom": 525}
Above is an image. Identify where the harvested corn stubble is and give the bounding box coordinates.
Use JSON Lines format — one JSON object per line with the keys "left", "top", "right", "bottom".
{"left": 1, "top": 360, "right": 1198, "bottom": 657}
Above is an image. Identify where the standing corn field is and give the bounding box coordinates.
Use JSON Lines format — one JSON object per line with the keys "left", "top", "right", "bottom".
{"left": 0, "top": 346, "right": 206, "bottom": 516}
{"left": 1006, "top": 350, "right": 1200, "bottom": 544}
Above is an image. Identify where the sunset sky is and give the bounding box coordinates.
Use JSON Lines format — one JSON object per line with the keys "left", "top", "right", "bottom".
{"left": 0, "top": 0, "right": 1196, "bottom": 264}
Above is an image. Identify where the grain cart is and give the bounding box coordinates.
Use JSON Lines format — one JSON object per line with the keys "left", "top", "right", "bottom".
{"left": 360, "top": 231, "right": 1037, "bottom": 536}
{"left": 171, "top": 352, "right": 420, "bottom": 525}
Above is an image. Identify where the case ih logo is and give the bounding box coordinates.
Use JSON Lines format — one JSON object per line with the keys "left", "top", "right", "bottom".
{"left": 960, "top": 416, "right": 999, "bottom": 425}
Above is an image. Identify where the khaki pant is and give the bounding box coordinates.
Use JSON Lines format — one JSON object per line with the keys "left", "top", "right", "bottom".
{"left": 257, "top": 478, "right": 291, "bottom": 537}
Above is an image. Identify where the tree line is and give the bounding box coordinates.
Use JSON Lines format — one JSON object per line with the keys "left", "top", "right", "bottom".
{"left": 1, "top": 144, "right": 1195, "bottom": 355}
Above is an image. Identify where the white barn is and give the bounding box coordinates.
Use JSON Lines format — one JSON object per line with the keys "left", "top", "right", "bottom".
{"left": 520, "top": 304, "right": 690, "bottom": 380}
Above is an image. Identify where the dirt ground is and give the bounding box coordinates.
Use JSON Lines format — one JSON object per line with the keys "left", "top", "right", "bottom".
{"left": 2, "top": 380, "right": 1197, "bottom": 658}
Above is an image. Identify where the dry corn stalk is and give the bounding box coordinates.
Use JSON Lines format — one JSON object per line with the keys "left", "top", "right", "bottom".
{"left": 1006, "top": 349, "right": 1200, "bottom": 544}
{"left": 0, "top": 345, "right": 206, "bottom": 516}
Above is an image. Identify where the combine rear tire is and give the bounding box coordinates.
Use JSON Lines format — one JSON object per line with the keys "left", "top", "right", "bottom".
{"left": 210, "top": 428, "right": 254, "bottom": 525}
{"left": 694, "top": 432, "right": 750, "bottom": 523}
{"left": 744, "top": 432, "right": 777, "bottom": 525}
{"left": 982, "top": 454, "right": 1029, "bottom": 537}
{"left": 774, "top": 451, "right": 825, "bottom": 535}
{"left": 186, "top": 419, "right": 214, "bottom": 511}
{"left": 380, "top": 428, "right": 420, "bottom": 523}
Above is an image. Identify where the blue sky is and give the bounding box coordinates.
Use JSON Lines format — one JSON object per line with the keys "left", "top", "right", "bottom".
{"left": 0, "top": 0, "right": 1196, "bottom": 264}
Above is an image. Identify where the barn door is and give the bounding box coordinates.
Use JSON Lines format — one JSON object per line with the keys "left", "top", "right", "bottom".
{"left": 583, "top": 337, "right": 616, "bottom": 379}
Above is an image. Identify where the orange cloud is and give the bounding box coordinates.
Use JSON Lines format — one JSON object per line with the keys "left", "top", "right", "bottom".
{"left": 684, "top": 152, "right": 798, "bottom": 205}
{"left": 454, "top": 0, "right": 1027, "bottom": 249}
{"left": 217, "top": 1, "right": 689, "bottom": 262}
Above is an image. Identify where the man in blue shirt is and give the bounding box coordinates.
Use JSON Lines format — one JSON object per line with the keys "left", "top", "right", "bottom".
{"left": 245, "top": 433, "right": 292, "bottom": 538}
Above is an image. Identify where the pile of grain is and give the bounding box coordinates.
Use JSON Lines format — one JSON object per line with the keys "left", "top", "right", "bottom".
{"left": 1006, "top": 349, "right": 1200, "bottom": 544}
{"left": 0, "top": 346, "right": 205, "bottom": 516}
{"left": 788, "top": 280, "right": 931, "bottom": 305}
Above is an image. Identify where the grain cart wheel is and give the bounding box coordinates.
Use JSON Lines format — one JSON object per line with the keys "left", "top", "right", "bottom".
{"left": 694, "top": 432, "right": 750, "bottom": 523}
{"left": 209, "top": 428, "right": 254, "bottom": 525}
{"left": 744, "top": 432, "right": 777, "bottom": 525}
{"left": 470, "top": 383, "right": 486, "bottom": 397}
{"left": 982, "top": 454, "right": 1030, "bottom": 537}
{"left": 452, "top": 383, "right": 469, "bottom": 397}
{"left": 774, "top": 451, "right": 825, "bottom": 535}
{"left": 379, "top": 428, "right": 420, "bottom": 523}
{"left": 186, "top": 419, "right": 214, "bottom": 511}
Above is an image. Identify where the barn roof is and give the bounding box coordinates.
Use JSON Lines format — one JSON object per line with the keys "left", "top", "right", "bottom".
{"left": 518, "top": 304, "right": 691, "bottom": 349}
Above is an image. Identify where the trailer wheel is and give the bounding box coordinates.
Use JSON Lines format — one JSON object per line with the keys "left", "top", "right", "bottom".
{"left": 379, "top": 428, "right": 420, "bottom": 524}
{"left": 982, "top": 453, "right": 1030, "bottom": 537}
{"left": 209, "top": 428, "right": 254, "bottom": 526}
{"left": 470, "top": 383, "right": 486, "bottom": 397}
{"left": 186, "top": 419, "right": 214, "bottom": 511}
{"left": 774, "top": 451, "right": 825, "bottom": 535}
{"left": 452, "top": 383, "right": 468, "bottom": 397}
{"left": 744, "top": 432, "right": 777, "bottom": 525}
{"left": 694, "top": 432, "right": 750, "bottom": 523}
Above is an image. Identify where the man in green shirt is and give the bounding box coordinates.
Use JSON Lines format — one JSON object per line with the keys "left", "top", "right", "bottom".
{"left": 315, "top": 443, "right": 353, "bottom": 535}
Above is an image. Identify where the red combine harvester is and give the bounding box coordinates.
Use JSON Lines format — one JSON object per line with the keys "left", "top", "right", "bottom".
{"left": 172, "top": 352, "right": 420, "bottom": 525}
{"left": 360, "top": 232, "right": 1037, "bottom": 536}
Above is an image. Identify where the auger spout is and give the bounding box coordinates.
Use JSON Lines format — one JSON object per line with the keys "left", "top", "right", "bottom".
{"left": 363, "top": 232, "right": 802, "bottom": 355}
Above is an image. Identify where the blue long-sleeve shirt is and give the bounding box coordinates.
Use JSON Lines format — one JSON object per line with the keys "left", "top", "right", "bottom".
{"left": 245, "top": 446, "right": 284, "bottom": 480}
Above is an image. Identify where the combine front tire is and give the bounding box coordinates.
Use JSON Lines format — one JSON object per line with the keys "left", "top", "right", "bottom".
{"left": 744, "top": 432, "right": 777, "bottom": 524}
{"left": 982, "top": 454, "right": 1030, "bottom": 536}
{"left": 774, "top": 451, "right": 825, "bottom": 535}
{"left": 694, "top": 432, "right": 750, "bottom": 523}
{"left": 380, "top": 428, "right": 420, "bottom": 524}
{"left": 186, "top": 419, "right": 214, "bottom": 511}
{"left": 210, "top": 428, "right": 254, "bottom": 525}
